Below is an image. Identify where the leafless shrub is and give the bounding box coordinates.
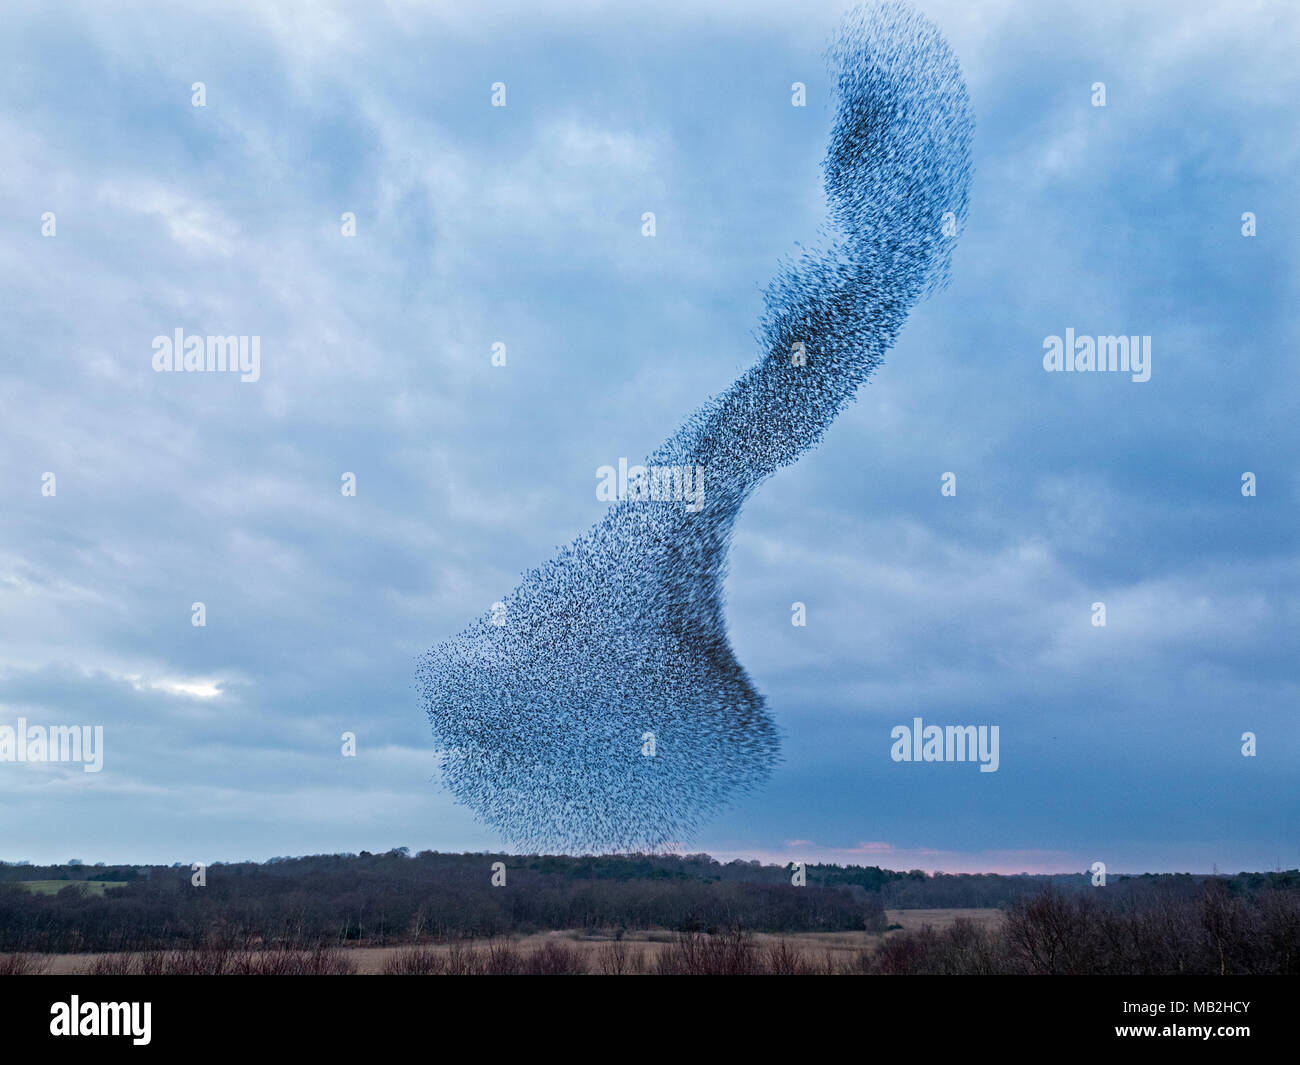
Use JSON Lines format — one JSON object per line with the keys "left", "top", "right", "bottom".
{"left": 867, "top": 882, "right": 1300, "bottom": 975}
{"left": 1257, "top": 889, "right": 1300, "bottom": 975}
{"left": 656, "top": 929, "right": 761, "bottom": 975}
{"left": 0, "top": 953, "right": 51, "bottom": 975}
{"left": 162, "top": 945, "right": 237, "bottom": 975}
{"left": 90, "top": 952, "right": 149, "bottom": 975}
{"left": 871, "top": 928, "right": 932, "bottom": 974}
{"left": 597, "top": 940, "right": 644, "bottom": 975}
{"left": 1005, "top": 890, "right": 1089, "bottom": 975}
{"left": 136, "top": 951, "right": 168, "bottom": 975}
{"left": 232, "top": 944, "right": 355, "bottom": 976}
{"left": 84, "top": 941, "right": 352, "bottom": 976}
{"left": 931, "top": 918, "right": 1008, "bottom": 975}
{"left": 524, "top": 941, "right": 586, "bottom": 975}
{"left": 483, "top": 941, "right": 525, "bottom": 975}
{"left": 442, "top": 942, "right": 482, "bottom": 975}
{"left": 383, "top": 946, "right": 444, "bottom": 975}
{"left": 839, "top": 947, "right": 875, "bottom": 975}
{"left": 763, "top": 937, "right": 811, "bottom": 975}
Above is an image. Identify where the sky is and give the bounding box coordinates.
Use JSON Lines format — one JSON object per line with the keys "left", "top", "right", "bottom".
{"left": 0, "top": 0, "right": 1296, "bottom": 873}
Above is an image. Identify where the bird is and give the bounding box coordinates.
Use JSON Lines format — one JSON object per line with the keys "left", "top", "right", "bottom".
{"left": 417, "top": 0, "right": 974, "bottom": 852}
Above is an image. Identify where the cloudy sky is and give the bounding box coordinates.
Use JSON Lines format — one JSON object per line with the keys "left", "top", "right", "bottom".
{"left": 1, "top": 0, "right": 1296, "bottom": 872}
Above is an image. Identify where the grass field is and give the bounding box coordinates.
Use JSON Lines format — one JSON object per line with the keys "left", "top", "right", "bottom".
{"left": 8, "top": 908, "right": 1005, "bottom": 974}
{"left": 14, "top": 880, "right": 129, "bottom": 896}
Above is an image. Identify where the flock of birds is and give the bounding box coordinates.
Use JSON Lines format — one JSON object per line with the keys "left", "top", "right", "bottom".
{"left": 417, "top": 1, "right": 974, "bottom": 851}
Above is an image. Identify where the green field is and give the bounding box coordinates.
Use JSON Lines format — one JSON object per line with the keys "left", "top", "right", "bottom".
{"left": 16, "top": 880, "right": 129, "bottom": 896}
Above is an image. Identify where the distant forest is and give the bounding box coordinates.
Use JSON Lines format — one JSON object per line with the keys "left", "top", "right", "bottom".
{"left": 1, "top": 850, "right": 1296, "bottom": 956}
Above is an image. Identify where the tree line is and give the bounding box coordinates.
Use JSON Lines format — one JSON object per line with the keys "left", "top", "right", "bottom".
{"left": 1, "top": 849, "right": 1295, "bottom": 956}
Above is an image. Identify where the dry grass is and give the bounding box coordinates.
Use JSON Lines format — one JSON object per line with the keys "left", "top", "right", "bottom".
{"left": 381, "top": 939, "right": 588, "bottom": 975}
{"left": 85, "top": 944, "right": 355, "bottom": 976}
{"left": 0, "top": 953, "right": 52, "bottom": 975}
{"left": 7, "top": 910, "right": 1007, "bottom": 975}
